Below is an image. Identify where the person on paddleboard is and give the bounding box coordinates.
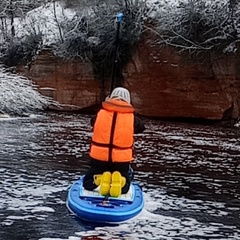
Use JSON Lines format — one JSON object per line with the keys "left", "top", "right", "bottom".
{"left": 83, "top": 87, "right": 145, "bottom": 197}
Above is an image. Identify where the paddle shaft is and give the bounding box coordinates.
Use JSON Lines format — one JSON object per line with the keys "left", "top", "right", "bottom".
{"left": 110, "top": 13, "right": 124, "bottom": 93}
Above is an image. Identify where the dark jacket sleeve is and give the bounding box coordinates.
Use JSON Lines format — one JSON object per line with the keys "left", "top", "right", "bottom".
{"left": 134, "top": 116, "right": 145, "bottom": 134}
{"left": 90, "top": 115, "right": 97, "bottom": 127}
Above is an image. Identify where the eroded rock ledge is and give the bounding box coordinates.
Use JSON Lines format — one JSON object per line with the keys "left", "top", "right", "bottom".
{"left": 17, "top": 35, "right": 240, "bottom": 122}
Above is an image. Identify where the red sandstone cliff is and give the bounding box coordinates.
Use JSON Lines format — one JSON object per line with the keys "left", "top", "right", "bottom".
{"left": 17, "top": 38, "right": 240, "bottom": 121}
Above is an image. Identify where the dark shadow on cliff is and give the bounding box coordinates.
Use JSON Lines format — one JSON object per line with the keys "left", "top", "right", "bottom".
{"left": 141, "top": 115, "right": 237, "bottom": 128}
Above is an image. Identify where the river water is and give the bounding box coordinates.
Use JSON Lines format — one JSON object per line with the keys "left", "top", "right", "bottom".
{"left": 0, "top": 112, "right": 239, "bottom": 240}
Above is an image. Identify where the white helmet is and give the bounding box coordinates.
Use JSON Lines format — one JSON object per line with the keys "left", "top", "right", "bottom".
{"left": 109, "top": 87, "right": 131, "bottom": 103}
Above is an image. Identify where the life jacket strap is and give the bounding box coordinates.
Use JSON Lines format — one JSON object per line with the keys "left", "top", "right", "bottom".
{"left": 91, "top": 140, "right": 133, "bottom": 150}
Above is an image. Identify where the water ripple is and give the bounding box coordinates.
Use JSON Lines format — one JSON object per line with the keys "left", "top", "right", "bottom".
{"left": 0, "top": 113, "right": 239, "bottom": 240}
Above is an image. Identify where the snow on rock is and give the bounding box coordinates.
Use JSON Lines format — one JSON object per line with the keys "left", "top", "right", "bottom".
{"left": 13, "top": 0, "right": 233, "bottom": 48}
{"left": 14, "top": 1, "right": 85, "bottom": 46}
{"left": 0, "top": 66, "right": 55, "bottom": 116}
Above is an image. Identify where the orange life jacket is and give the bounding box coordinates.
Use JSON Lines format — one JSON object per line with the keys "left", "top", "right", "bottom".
{"left": 90, "top": 99, "right": 134, "bottom": 163}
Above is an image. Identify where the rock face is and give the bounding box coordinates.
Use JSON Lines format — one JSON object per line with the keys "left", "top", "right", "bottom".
{"left": 125, "top": 38, "right": 240, "bottom": 120}
{"left": 17, "top": 38, "right": 240, "bottom": 121}
{"left": 18, "top": 48, "right": 103, "bottom": 112}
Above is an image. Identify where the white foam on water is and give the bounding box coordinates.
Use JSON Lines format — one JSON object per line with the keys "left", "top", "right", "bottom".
{"left": 0, "top": 168, "right": 72, "bottom": 226}
{"left": 1, "top": 114, "right": 239, "bottom": 239}
{"left": 38, "top": 187, "right": 239, "bottom": 240}
{"left": 40, "top": 238, "right": 80, "bottom": 240}
{"left": 31, "top": 206, "right": 55, "bottom": 213}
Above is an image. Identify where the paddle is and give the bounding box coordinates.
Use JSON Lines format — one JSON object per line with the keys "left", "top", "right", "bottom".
{"left": 100, "top": 13, "right": 124, "bottom": 205}
{"left": 110, "top": 12, "right": 124, "bottom": 93}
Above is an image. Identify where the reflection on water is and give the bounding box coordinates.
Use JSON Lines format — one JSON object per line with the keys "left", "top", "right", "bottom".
{"left": 0, "top": 113, "right": 239, "bottom": 240}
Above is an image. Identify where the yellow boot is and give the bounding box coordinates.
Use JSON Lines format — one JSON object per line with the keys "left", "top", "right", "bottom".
{"left": 110, "top": 171, "right": 125, "bottom": 198}
{"left": 99, "top": 171, "right": 111, "bottom": 196}
{"left": 93, "top": 174, "right": 102, "bottom": 186}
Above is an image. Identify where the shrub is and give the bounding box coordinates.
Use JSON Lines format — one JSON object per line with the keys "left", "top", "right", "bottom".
{"left": 2, "top": 33, "right": 43, "bottom": 67}
{"left": 153, "top": 0, "right": 240, "bottom": 53}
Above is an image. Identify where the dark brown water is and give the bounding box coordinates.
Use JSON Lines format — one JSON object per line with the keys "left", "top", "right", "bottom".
{"left": 0, "top": 112, "right": 239, "bottom": 240}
